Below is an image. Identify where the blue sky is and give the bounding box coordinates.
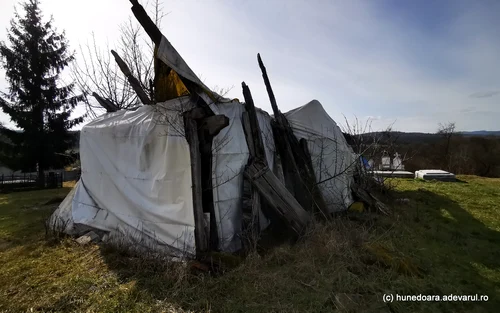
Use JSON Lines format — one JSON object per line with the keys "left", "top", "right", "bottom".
{"left": 1, "top": 0, "right": 499, "bottom": 133}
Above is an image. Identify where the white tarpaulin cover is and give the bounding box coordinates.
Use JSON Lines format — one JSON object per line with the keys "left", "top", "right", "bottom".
{"left": 51, "top": 97, "right": 355, "bottom": 254}
{"left": 50, "top": 181, "right": 78, "bottom": 233}
{"left": 67, "top": 103, "right": 196, "bottom": 255}
{"left": 210, "top": 101, "right": 274, "bottom": 251}
{"left": 284, "top": 100, "right": 355, "bottom": 211}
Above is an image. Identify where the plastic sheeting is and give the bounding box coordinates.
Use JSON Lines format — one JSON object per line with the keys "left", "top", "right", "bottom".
{"left": 284, "top": 100, "right": 355, "bottom": 211}
{"left": 156, "top": 35, "right": 216, "bottom": 103}
{"left": 51, "top": 97, "right": 355, "bottom": 254}
{"left": 68, "top": 103, "right": 196, "bottom": 256}
{"left": 49, "top": 181, "right": 78, "bottom": 234}
{"left": 210, "top": 101, "right": 274, "bottom": 252}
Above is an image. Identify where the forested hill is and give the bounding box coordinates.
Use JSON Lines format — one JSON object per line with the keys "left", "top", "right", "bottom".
{"left": 345, "top": 130, "right": 500, "bottom": 144}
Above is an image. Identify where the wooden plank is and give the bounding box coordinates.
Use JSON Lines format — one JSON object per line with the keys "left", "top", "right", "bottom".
{"left": 351, "top": 183, "right": 389, "bottom": 215}
{"left": 184, "top": 117, "right": 208, "bottom": 257}
{"left": 257, "top": 54, "right": 330, "bottom": 219}
{"left": 245, "top": 161, "right": 309, "bottom": 234}
{"left": 257, "top": 53, "right": 280, "bottom": 118}
{"left": 250, "top": 189, "right": 261, "bottom": 242}
{"left": 197, "top": 122, "right": 219, "bottom": 251}
{"left": 242, "top": 82, "right": 266, "bottom": 161}
{"left": 92, "top": 92, "right": 118, "bottom": 112}
{"left": 129, "top": 0, "right": 162, "bottom": 45}
{"left": 241, "top": 112, "right": 256, "bottom": 157}
{"left": 271, "top": 122, "right": 301, "bottom": 194}
{"left": 129, "top": 0, "right": 208, "bottom": 104}
{"left": 111, "top": 50, "right": 152, "bottom": 104}
{"left": 240, "top": 86, "right": 265, "bottom": 249}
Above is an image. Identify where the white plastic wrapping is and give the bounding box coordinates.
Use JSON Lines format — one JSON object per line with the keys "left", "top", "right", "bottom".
{"left": 71, "top": 104, "right": 196, "bottom": 255}
{"left": 210, "top": 101, "right": 273, "bottom": 251}
{"left": 51, "top": 97, "right": 355, "bottom": 255}
{"left": 284, "top": 100, "right": 355, "bottom": 211}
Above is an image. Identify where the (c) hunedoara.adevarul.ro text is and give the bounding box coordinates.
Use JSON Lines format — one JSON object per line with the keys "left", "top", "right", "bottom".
{"left": 382, "top": 294, "right": 489, "bottom": 303}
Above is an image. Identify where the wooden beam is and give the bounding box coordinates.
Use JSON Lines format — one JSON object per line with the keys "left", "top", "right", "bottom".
{"left": 111, "top": 50, "right": 152, "bottom": 104}
{"left": 242, "top": 82, "right": 266, "bottom": 161}
{"left": 184, "top": 117, "right": 208, "bottom": 257}
{"left": 245, "top": 160, "right": 310, "bottom": 235}
{"left": 242, "top": 112, "right": 255, "bottom": 157}
{"left": 129, "top": 0, "right": 162, "bottom": 45}
{"left": 92, "top": 92, "right": 118, "bottom": 112}
{"left": 197, "top": 121, "right": 219, "bottom": 251}
{"left": 249, "top": 188, "right": 261, "bottom": 246}
{"left": 129, "top": 0, "right": 211, "bottom": 105}
{"left": 241, "top": 111, "right": 260, "bottom": 251}
{"left": 257, "top": 53, "right": 280, "bottom": 118}
{"left": 257, "top": 54, "right": 330, "bottom": 219}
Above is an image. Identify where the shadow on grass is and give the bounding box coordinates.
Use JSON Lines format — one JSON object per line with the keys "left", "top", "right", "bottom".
{"left": 390, "top": 187, "right": 500, "bottom": 310}
{"left": 98, "top": 247, "right": 230, "bottom": 312}
{"left": 94, "top": 188, "right": 500, "bottom": 312}
{"left": 414, "top": 178, "right": 468, "bottom": 184}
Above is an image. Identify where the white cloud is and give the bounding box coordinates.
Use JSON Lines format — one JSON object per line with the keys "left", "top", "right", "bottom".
{"left": 0, "top": 0, "right": 499, "bottom": 133}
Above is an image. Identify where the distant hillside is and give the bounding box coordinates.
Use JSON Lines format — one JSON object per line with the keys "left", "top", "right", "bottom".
{"left": 460, "top": 131, "right": 500, "bottom": 137}
{"left": 349, "top": 130, "right": 500, "bottom": 144}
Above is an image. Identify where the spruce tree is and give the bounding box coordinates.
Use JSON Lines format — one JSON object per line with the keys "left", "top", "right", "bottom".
{"left": 0, "top": 0, "right": 84, "bottom": 186}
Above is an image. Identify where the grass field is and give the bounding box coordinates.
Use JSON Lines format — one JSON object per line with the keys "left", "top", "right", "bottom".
{"left": 0, "top": 176, "right": 499, "bottom": 312}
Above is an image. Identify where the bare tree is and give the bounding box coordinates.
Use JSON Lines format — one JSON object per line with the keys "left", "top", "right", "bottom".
{"left": 437, "top": 122, "right": 456, "bottom": 171}
{"left": 72, "top": 0, "right": 166, "bottom": 118}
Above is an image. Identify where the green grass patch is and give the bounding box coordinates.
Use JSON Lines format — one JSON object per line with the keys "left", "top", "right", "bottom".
{"left": 0, "top": 176, "right": 499, "bottom": 312}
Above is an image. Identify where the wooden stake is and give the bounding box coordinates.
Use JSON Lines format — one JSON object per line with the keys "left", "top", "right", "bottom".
{"left": 184, "top": 117, "right": 208, "bottom": 257}
{"left": 92, "top": 92, "right": 118, "bottom": 112}
{"left": 111, "top": 50, "right": 152, "bottom": 104}
{"left": 257, "top": 53, "right": 280, "bottom": 118}
{"left": 129, "top": 0, "right": 162, "bottom": 45}
{"left": 257, "top": 54, "right": 330, "bottom": 219}
{"left": 242, "top": 82, "right": 266, "bottom": 161}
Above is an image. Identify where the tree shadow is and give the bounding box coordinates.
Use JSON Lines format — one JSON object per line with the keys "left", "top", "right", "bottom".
{"left": 391, "top": 187, "right": 500, "bottom": 309}
{"left": 97, "top": 240, "right": 216, "bottom": 311}
{"left": 414, "top": 178, "right": 468, "bottom": 184}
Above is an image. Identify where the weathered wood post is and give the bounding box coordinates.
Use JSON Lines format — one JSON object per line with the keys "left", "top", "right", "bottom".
{"left": 241, "top": 82, "right": 310, "bottom": 235}
{"left": 257, "top": 54, "right": 330, "bottom": 219}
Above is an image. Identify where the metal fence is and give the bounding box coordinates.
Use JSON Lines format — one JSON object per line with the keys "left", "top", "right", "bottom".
{"left": 62, "top": 170, "right": 81, "bottom": 182}
{"left": 0, "top": 172, "right": 63, "bottom": 192}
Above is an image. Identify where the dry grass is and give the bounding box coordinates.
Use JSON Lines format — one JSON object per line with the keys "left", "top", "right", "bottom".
{"left": 63, "top": 181, "right": 77, "bottom": 188}
{"left": 0, "top": 177, "right": 499, "bottom": 312}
